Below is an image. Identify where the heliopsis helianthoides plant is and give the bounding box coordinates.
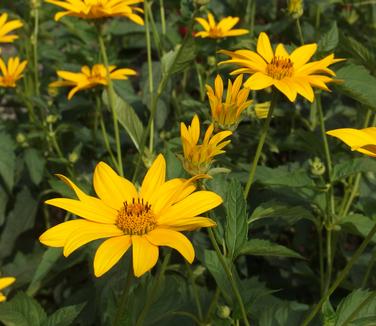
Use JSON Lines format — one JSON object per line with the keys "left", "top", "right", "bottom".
{"left": 45, "top": 0, "right": 144, "bottom": 25}
{"left": 180, "top": 114, "right": 232, "bottom": 175}
{"left": 206, "top": 74, "right": 252, "bottom": 130}
{"left": 195, "top": 12, "right": 249, "bottom": 39}
{"left": 327, "top": 127, "right": 376, "bottom": 157}
{"left": 49, "top": 64, "right": 137, "bottom": 99}
{"left": 0, "top": 277, "right": 15, "bottom": 302}
{"left": 39, "top": 154, "right": 222, "bottom": 277}
{"left": 0, "top": 13, "right": 23, "bottom": 44}
{"left": 219, "top": 32, "right": 343, "bottom": 102}
{"left": 0, "top": 56, "right": 27, "bottom": 88}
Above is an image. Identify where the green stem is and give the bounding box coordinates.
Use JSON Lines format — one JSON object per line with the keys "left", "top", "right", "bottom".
{"left": 244, "top": 91, "right": 277, "bottom": 198}
{"left": 296, "top": 18, "right": 304, "bottom": 45}
{"left": 186, "top": 262, "right": 203, "bottom": 321}
{"left": 135, "top": 251, "right": 171, "bottom": 326}
{"left": 97, "top": 29, "right": 124, "bottom": 176}
{"left": 207, "top": 229, "right": 250, "bottom": 326}
{"left": 31, "top": 0, "right": 40, "bottom": 96}
{"left": 160, "top": 0, "right": 166, "bottom": 36}
{"left": 361, "top": 249, "right": 376, "bottom": 288}
{"left": 301, "top": 221, "right": 376, "bottom": 326}
{"left": 113, "top": 262, "right": 133, "bottom": 326}
{"left": 325, "top": 229, "right": 333, "bottom": 292}
{"left": 317, "top": 225, "right": 325, "bottom": 296}
{"left": 205, "top": 287, "right": 220, "bottom": 322}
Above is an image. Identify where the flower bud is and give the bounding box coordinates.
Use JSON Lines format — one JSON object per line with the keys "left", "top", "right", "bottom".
{"left": 46, "top": 114, "right": 58, "bottom": 124}
{"left": 217, "top": 305, "right": 231, "bottom": 319}
{"left": 288, "top": 0, "right": 303, "bottom": 19}
{"left": 309, "top": 157, "right": 326, "bottom": 176}
{"left": 68, "top": 152, "right": 79, "bottom": 164}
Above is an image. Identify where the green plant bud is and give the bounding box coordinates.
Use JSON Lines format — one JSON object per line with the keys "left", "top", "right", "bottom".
{"left": 288, "top": 0, "right": 303, "bottom": 19}
{"left": 217, "top": 305, "right": 231, "bottom": 319}
{"left": 68, "top": 152, "right": 79, "bottom": 164}
{"left": 309, "top": 157, "right": 326, "bottom": 176}
{"left": 16, "top": 133, "right": 26, "bottom": 144}
{"left": 46, "top": 114, "right": 58, "bottom": 124}
{"left": 207, "top": 56, "right": 216, "bottom": 67}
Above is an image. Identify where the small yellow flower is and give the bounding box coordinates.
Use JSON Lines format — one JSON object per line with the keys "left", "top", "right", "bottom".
{"left": 180, "top": 114, "right": 232, "bottom": 175}
{"left": 288, "top": 0, "right": 303, "bottom": 19}
{"left": 327, "top": 128, "right": 376, "bottom": 157}
{"left": 0, "top": 277, "right": 15, "bottom": 302}
{"left": 195, "top": 13, "right": 249, "bottom": 39}
{"left": 40, "top": 154, "right": 222, "bottom": 277}
{"left": 0, "top": 57, "right": 27, "bottom": 88}
{"left": 49, "top": 64, "right": 137, "bottom": 99}
{"left": 45, "top": 0, "right": 144, "bottom": 25}
{"left": 206, "top": 74, "right": 252, "bottom": 130}
{"left": 219, "top": 32, "right": 344, "bottom": 102}
{"left": 0, "top": 13, "right": 23, "bottom": 44}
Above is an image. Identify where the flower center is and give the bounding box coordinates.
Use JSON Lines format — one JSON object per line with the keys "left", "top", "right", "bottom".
{"left": 115, "top": 198, "right": 157, "bottom": 235}
{"left": 266, "top": 56, "right": 294, "bottom": 80}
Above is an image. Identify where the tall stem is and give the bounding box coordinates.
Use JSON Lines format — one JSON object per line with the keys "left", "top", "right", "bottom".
{"left": 296, "top": 18, "right": 304, "bottom": 45}
{"left": 113, "top": 262, "right": 133, "bottom": 326}
{"left": 186, "top": 262, "right": 203, "bottom": 321}
{"left": 97, "top": 28, "right": 124, "bottom": 176}
{"left": 207, "top": 229, "right": 250, "bottom": 326}
{"left": 244, "top": 91, "right": 277, "bottom": 198}
{"left": 301, "top": 221, "right": 376, "bottom": 326}
{"left": 31, "top": 0, "right": 40, "bottom": 96}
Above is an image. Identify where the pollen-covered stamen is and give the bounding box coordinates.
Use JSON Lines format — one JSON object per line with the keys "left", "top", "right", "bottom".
{"left": 115, "top": 198, "right": 157, "bottom": 235}
{"left": 266, "top": 56, "right": 294, "bottom": 80}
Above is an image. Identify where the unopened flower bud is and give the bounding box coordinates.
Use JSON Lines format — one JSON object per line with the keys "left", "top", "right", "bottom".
{"left": 207, "top": 56, "right": 216, "bottom": 67}
{"left": 217, "top": 305, "right": 231, "bottom": 319}
{"left": 309, "top": 157, "right": 326, "bottom": 176}
{"left": 46, "top": 114, "right": 58, "bottom": 124}
{"left": 288, "top": 0, "right": 303, "bottom": 19}
{"left": 68, "top": 152, "right": 79, "bottom": 164}
{"left": 16, "top": 133, "right": 28, "bottom": 147}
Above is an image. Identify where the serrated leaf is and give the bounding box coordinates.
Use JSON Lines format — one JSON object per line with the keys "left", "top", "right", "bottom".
{"left": 340, "top": 35, "right": 376, "bottom": 71}
{"left": 238, "top": 239, "right": 304, "bottom": 259}
{"left": 318, "top": 22, "right": 338, "bottom": 52}
{"left": 103, "top": 90, "right": 144, "bottom": 152}
{"left": 42, "top": 303, "right": 85, "bottom": 326}
{"left": 339, "top": 214, "right": 376, "bottom": 243}
{"left": 225, "top": 179, "right": 248, "bottom": 259}
{"left": 0, "top": 292, "right": 47, "bottom": 326}
{"left": 332, "top": 157, "right": 376, "bottom": 181}
{"left": 24, "top": 148, "right": 45, "bottom": 185}
{"left": 0, "top": 133, "right": 15, "bottom": 191}
{"left": 322, "top": 300, "right": 336, "bottom": 326}
{"left": 335, "top": 64, "right": 376, "bottom": 110}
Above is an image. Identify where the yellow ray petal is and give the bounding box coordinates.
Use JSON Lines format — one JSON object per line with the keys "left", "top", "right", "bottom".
{"left": 146, "top": 229, "right": 194, "bottom": 263}
{"left": 0, "top": 277, "right": 15, "bottom": 291}
{"left": 94, "top": 235, "right": 132, "bottom": 277}
{"left": 160, "top": 216, "right": 216, "bottom": 231}
{"left": 257, "top": 32, "right": 274, "bottom": 63}
{"left": 132, "top": 235, "right": 159, "bottom": 277}
{"left": 140, "top": 154, "right": 166, "bottom": 201}
{"left": 244, "top": 71, "right": 274, "bottom": 90}
{"left": 290, "top": 43, "right": 318, "bottom": 70}
{"left": 273, "top": 79, "right": 297, "bottom": 102}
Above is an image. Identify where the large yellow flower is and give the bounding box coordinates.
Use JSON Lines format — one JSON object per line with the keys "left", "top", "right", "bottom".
{"left": 40, "top": 154, "right": 222, "bottom": 277}
{"left": 45, "top": 0, "right": 144, "bottom": 25}
{"left": 206, "top": 74, "right": 252, "bottom": 130}
{"left": 0, "top": 277, "right": 15, "bottom": 302}
{"left": 0, "top": 13, "right": 23, "bottom": 43}
{"left": 195, "top": 13, "right": 249, "bottom": 39}
{"left": 49, "top": 64, "right": 136, "bottom": 99}
{"left": 180, "top": 115, "right": 232, "bottom": 175}
{"left": 0, "top": 57, "right": 27, "bottom": 88}
{"left": 219, "top": 32, "right": 343, "bottom": 102}
{"left": 327, "top": 128, "right": 376, "bottom": 157}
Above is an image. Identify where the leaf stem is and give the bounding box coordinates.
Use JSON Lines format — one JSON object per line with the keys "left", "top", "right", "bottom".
{"left": 207, "top": 229, "right": 250, "bottom": 326}
{"left": 244, "top": 90, "right": 277, "bottom": 198}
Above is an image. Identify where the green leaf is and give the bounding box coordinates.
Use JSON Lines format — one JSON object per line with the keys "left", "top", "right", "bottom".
{"left": 27, "top": 248, "right": 63, "bottom": 296}
{"left": 0, "top": 188, "right": 38, "bottom": 259}
{"left": 24, "top": 148, "right": 45, "bottom": 185}
{"left": 318, "top": 22, "right": 338, "bottom": 52}
{"left": 103, "top": 90, "right": 144, "bottom": 152}
{"left": 225, "top": 179, "right": 248, "bottom": 259}
{"left": 238, "top": 239, "right": 304, "bottom": 259}
{"left": 339, "top": 214, "right": 376, "bottom": 243}
{"left": 335, "top": 64, "right": 376, "bottom": 110}
{"left": 335, "top": 289, "right": 376, "bottom": 325}
{"left": 161, "top": 37, "right": 196, "bottom": 76}
{"left": 332, "top": 157, "right": 376, "bottom": 181}
{"left": 42, "top": 304, "right": 85, "bottom": 326}
{"left": 322, "top": 300, "right": 336, "bottom": 326}
{"left": 0, "top": 187, "right": 8, "bottom": 226}
{"left": 0, "top": 292, "right": 47, "bottom": 326}
{"left": 0, "top": 133, "right": 15, "bottom": 191}
{"left": 249, "top": 200, "right": 315, "bottom": 224}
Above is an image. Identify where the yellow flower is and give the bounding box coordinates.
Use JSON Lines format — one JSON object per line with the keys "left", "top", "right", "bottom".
{"left": 49, "top": 64, "right": 137, "bottom": 99}
{"left": 180, "top": 114, "right": 232, "bottom": 175}
{"left": 206, "top": 74, "right": 252, "bottom": 130}
{"left": 40, "top": 154, "right": 222, "bottom": 277}
{"left": 219, "top": 32, "right": 344, "bottom": 102}
{"left": 327, "top": 128, "right": 376, "bottom": 157}
{"left": 195, "top": 13, "right": 249, "bottom": 39}
{"left": 0, "top": 57, "right": 27, "bottom": 88}
{"left": 45, "top": 0, "right": 144, "bottom": 25}
{"left": 0, "top": 13, "right": 23, "bottom": 43}
{"left": 0, "top": 277, "right": 15, "bottom": 302}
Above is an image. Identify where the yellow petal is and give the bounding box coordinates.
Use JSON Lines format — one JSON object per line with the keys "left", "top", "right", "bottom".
{"left": 93, "top": 161, "right": 138, "bottom": 210}
{"left": 275, "top": 44, "right": 289, "bottom": 58}
{"left": 140, "top": 154, "right": 166, "bottom": 202}
{"left": 132, "top": 235, "right": 159, "bottom": 277}
{"left": 0, "top": 294, "right": 6, "bottom": 302}
{"left": 94, "top": 235, "right": 132, "bottom": 277}
{"left": 157, "top": 191, "right": 222, "bottom": 225}
{"left": 244, "top": 72, "right": 274, "bottom": 90}
{"left": 195, "top": 17, "right": 210, "bottom": 31}
{"left": 257, "top": 32, "right": 274, "bottom": 63}
{"left": 290, "top": 43, "right": 318, "bottom": 69}
{"left": 0, "top": 277, "right": 15, "bottom": 291}
{"left": 161, "top": 216, "right": 216, "bottom": 231}
{"left": 273, "top": 79, "right": 297, "bottom": 102}
{"left": 146, "top": 229, "right": 194, "bottom": 263}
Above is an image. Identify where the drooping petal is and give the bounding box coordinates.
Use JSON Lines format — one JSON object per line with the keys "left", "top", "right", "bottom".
{"left": 132, "top": 235, "right": 159, "bottom": 277}
{"left": 273, "top": 79, "right": 297, "bottom": 102}
{"left": 94, "top": 235, "right": 132, "bottom": 277}
{"left": 146, "top": 229, "right": 194, "bottom": 263}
